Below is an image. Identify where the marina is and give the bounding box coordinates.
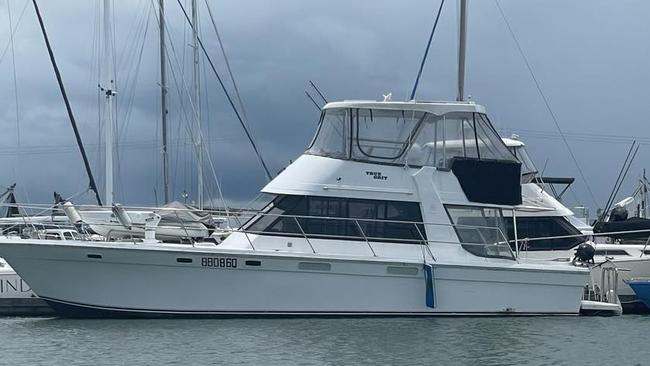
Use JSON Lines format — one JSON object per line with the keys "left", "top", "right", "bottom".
{"left": 0, "top": 0, "right": 650, "bottom": 363}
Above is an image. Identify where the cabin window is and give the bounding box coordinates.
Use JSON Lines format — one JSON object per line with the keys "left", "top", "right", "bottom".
{"left": 503, "top": 216, "right": 585, "bottom": 251}
{"left": 308, "top": 108, "right": 351, "bottom": 159}
{"left": 594, "top": 249, "right": 629, "bottom": 256}
{"left": 63, "top": 232, "right": 74, "bottom": 240}
{"left": 352, "top": 109, "right": 425, "bottom": 160}
{"left": 245, "top": 195, "right": 425, "bottom": 243}
{"left": 45, "top": 233, "right": 61, "bottom": 240}
{"left": 508, "top": 144, "right": 538, "bottom": 183}
{"left": 445, "top": 205, "right": 514, "bottom": 260}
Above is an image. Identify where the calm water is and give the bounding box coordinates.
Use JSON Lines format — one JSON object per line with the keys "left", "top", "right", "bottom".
{"left": 0, "top": 316, "right": 648, "bottom": 365}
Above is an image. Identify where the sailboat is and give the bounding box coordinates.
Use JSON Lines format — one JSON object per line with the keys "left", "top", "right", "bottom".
{"left": 48, "top": 0, "right": 231, "bottom": 243}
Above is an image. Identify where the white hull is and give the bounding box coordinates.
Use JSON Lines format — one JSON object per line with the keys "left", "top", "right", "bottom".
{"left": 0, "top": 239, "right": 587, "bottom": 317}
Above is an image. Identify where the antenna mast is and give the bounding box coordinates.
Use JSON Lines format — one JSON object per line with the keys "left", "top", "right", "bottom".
{"left": 456, "top": 0, "right": 468, "bottom": 101}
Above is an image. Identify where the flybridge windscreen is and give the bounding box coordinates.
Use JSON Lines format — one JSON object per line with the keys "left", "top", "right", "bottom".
{"left": 308, "top": 108, "right": 516, "bottom": 168}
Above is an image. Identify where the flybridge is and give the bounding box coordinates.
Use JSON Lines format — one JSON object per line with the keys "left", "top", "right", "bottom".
{"left": 309, "top": 100, "right": 514, "bottom": 169}
{"left": 323, "top": 100, "right": 487, "bottom": 116}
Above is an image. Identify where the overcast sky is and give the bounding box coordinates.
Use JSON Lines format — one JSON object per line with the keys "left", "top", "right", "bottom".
{"left": 0, "top": 0, "right": 648, "bottom": 214}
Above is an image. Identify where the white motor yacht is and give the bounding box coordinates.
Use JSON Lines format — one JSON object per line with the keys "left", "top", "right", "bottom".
{"left": 0, "top": 100, "right": 590, "bottom": 317}
{"left": 502, "top": 137, "right": 650, "bottom": 312}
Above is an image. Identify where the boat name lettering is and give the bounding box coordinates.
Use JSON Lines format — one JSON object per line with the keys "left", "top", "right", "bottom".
{"left": 201, "top": 257, "right": 237, "bottom": 268}
{"left": 365, "top": 171, "right": 388, "bottom": 180}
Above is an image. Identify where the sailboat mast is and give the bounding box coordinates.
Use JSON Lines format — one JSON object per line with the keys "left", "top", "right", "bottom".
{"left": 103, "top": 0, "right": 116, "bottom": 206}
{"left": 159, "top": 0, "right": 170, "bottom": 204}
{"left": 191, "top": 0, "right": 203, "bottom": 210}
{"left": 456, "top": 0, "right": 468, "bottom": 102}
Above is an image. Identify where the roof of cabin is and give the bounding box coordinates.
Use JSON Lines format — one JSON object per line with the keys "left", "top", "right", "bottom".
{"left": 323, "top": 100, "right": 487, "bottom": 115}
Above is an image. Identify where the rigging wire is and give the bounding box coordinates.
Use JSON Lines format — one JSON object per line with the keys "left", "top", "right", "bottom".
{"left": 0, "top": 0, "right": 28, "bottom": 66}
{"left": 600, "top": 142, "right": 639, "bottom": 222}
{"left": 494, "top": 0, "right": 598, "bottom": 208}
{"left": 7, "top": 1, "right": 28, "bottom": 204}
{"left": 203, "top": 0, "right": 251, "bottom": 130}
{"left": 498, "top": 127, "right": 650, "bottom": 145}
{"left": 409, "top": 0, "right": 445, "bottom": 100}
{"left": 149, "top": 1, "right": 230, "bottom": 214}
{"left": 31, "top": 0, "right": 103, "bottom": 206}
{"left": 175, "top": 0, "right": 273, "bottom": 181}
{"left": 600, "top": 141, "right": 636, "bottom": 221}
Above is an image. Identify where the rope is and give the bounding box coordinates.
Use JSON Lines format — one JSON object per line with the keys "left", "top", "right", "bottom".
{"left": 409, "top": 0, "right": 445, "bottom": 100}
{"left": 175, "top": 0, "right": 273, "bottom": 181}
{"left": 495, "top": 0, "right": 598, "bottom": 208}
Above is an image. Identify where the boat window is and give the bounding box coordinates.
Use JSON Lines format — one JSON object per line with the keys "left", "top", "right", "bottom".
{"left": 445, "top": 205, "right": 514, "bottom": 260}
{"left": 407, "top": 112, "right": 515, "bottom": 168}
{"left": 308, "top": 108, "right": 515, "bottom": 168}
{"left": 504, "top": 216, "right": 585, "bottom": 251}
{"left": 594, "top": 249, "right": 629, "bottom": 256}
{"left": 63, "top": 232, "right": 74, "bottom": 240}
{"left": 508, "top": 144, "right": 538, "bottom": 183}
{"left": 352, "top": 109, "right": 425, "bottom": 160}
{"left": 308, "top": 109, "right": 351, "bottom": 159}
{"left": 45, "top": 232, "right": 61, "bottom": 240}
{"left": 245, "top": 195, "right": 425, "bottom": 243}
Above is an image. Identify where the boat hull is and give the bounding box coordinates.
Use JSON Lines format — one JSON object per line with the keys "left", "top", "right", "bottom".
{"left": 0, "top": 239, "right": 588, "bottom": 318}
{"left": 626, "top": 279, "right": 650, "bottom": 309}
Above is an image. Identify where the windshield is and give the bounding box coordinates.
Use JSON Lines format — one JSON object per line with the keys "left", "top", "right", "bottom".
{"left": 509, "top": 145, "right": 538, "bottom": 183}
{"left": 308, "top": 108, "right": 516, "bottom": 167}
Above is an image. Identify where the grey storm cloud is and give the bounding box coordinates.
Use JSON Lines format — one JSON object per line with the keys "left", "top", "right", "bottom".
{"left": 0, "top": 0, "right": 648, "bottom": 212}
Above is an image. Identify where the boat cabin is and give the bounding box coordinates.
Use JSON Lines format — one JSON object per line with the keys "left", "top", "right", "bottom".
{"left": 234, "top": 100, "right": 528, "bottom": 261}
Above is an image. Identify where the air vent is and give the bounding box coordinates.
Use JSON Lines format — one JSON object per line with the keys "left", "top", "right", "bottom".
{"left": 298, "top": 262, "right": 331, "bottom": 271}
{"left": 386, "top": 266, "right": 418, "bottom": 276}
{"left": 245, "top": 260, "right": 261, "bottom": 267}
{"left": 87, "top": 254, "right": 102, "bottom": 259}
{"left": 176, "top": 258, "right": 193, "bottom": 263}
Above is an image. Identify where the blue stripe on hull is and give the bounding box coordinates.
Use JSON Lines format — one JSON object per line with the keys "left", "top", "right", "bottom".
{"left": 41, "top": 297, "right": 577, "bottom": 318}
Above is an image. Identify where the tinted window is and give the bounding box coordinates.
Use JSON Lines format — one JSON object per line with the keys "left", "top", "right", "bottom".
{"left": 504, "top": 216, "right": 585, "bottom": 251}
{"left": 594, "top": 250, "right": 629, "bottom": 256}
{"left": 445, "top": 205, "right": 514, "bottom": 260}
{"left": 246, "top": 195, "right": 425, "bottom": 243}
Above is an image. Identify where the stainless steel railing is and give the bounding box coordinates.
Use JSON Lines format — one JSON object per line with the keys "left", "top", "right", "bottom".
{"left": 0, "top": 202, "right": 516, "bottom": 260}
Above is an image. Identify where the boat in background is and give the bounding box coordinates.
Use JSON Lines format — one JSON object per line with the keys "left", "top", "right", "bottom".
{"left": 501, "top": 137, "right": 645, "bottom": 313}
{"left": 626, "top": 279, "right": 650, "bottom": 308}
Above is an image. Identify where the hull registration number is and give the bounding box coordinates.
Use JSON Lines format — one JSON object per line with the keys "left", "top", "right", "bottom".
{"left": 201, "top": 257, "right": 237, "bottom": 268}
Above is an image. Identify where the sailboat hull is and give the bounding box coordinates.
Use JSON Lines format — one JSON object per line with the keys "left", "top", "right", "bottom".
{"left": 0, "top": 239, "right": 587, "bottom": 318}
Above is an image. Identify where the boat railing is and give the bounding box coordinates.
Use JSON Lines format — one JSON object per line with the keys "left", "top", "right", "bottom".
{"left": 0, "top": 202, "right": 515, "bottom": 260}
{"left": 234, "top": 212, "right": 515, "bottom": 261}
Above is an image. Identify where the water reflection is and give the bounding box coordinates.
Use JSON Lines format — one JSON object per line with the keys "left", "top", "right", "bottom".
{"left": 0, "top": 316, "right": 648, "bottom": 365}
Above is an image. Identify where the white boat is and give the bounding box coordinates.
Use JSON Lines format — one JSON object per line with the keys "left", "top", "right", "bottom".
{"left": 502, "top": 137, "right": 649, "bottom": 312}
{"left": 0, "top": 99, "right": 590, "bottom": 317}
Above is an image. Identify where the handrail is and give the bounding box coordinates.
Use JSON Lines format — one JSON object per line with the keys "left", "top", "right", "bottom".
{"left": 355, "top": 219, "right": 377, "bottom": 257}
{"left": 293, "top": 216, "right": 316, "bottom": 254}
{"left": 0, "top": 202, "right": 522, "bottom": 260}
